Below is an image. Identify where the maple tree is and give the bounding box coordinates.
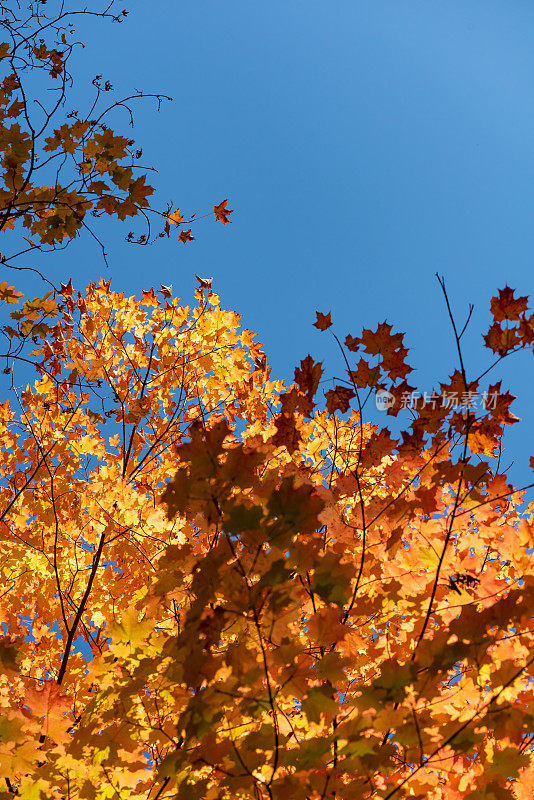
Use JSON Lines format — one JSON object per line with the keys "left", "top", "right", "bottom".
{"left": 1, "top": 3, "right": 534, "bottom": 799}
{"left": 0, "top": 270, "right": 533, "bottom": 799}
{"left": 0, "top": 0, "right": 230, "bottom": 294}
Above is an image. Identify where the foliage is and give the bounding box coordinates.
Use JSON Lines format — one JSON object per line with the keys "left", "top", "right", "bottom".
{"left": 0, "top": 3, "right": 534, "bottom": 799}
{"left": 0, "top": 0, "right": 234, "bottom": 393}
{"left": 0, "top": 272, "right": 533, "bottom": 799}
{"left": 0, "top": 0, "right": 229, "bottom": 290}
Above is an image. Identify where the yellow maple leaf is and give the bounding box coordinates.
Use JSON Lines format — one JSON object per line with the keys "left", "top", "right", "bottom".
{"left": 0, "top": 282, "right": 23, "bottom": 304}
{"left": 167, "top": 208, "right": 184, "bottom": 225}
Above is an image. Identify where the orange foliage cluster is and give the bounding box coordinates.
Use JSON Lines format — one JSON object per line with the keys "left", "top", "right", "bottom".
{"left": 0, "top": 274, "right": 533, "bottom": 800}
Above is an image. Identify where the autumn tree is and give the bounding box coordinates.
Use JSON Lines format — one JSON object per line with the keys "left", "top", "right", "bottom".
{"left": 1, "top": 3, "right": 534, "bottom": 799}
{"left": 0, "top": 0, "right": 231, "bottom": 361}
{"left": 0, "top": 270, "right": 533, "bottom": 799}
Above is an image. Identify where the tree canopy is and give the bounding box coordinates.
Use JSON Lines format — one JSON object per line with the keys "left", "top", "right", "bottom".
{"left": 0, "top": 272, "right": 533, "bottom": 798}
{"left": 1, "top": 3, "right": 534, "bottom": 800}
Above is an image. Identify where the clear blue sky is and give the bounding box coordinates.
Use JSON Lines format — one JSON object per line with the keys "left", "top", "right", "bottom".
{"left": 22, "top": 1, "right": 534, "bottom": 484}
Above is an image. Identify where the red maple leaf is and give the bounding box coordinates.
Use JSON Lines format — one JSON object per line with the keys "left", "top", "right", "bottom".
{"left": 344, "top": 333, "right": 360, "bottom": 352}
{"left": 382, "top": 347, "right": 413, "bottom": 381}
{"left": 273, "top": 411, "right": 301, "bottom": 453}
{"left": 490, "top": 286, "right": 528, "bottom": 322}
{"left": 360, "top": 322, "right": 404, "bottom": 358}
{"left": 179, "top": 229, "right": 195, "bottom": 243}
{"left": 294, "top": 355, "right": 323, "bottom": 401}
{"left": 58, "top": 279, "right": 73, "bottom": 296}
{"left": 483, "top": 322, "right": 519, "bottom": 356}
{"left": 347, "top": 358, "right": 380, "bottom": 389}
{"left": 314, "top": 311, "right": 332, "bottom": 331}
{"left": 486, "top": 382, "right": 519, "bottom": 426}
{"left": 325, "top": 385, "right": 355, "bottom": 414}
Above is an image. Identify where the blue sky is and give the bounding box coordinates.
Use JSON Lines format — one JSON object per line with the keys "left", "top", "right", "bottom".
{"left": 14, "top": 0, "right": 534, "bottom": 484}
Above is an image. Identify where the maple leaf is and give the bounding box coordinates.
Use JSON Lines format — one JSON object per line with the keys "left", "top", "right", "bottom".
{"left": 58, "top": 278, "right": 73, "bottom": 296}
{"left": 0, "top": 637, "right": 20, "bottom": 671}
{"left": 490, "top": 286, "right": 528, "bottom": 322}
{"left": 294, "top": 355, "right": 323, "bottom": 401}
{"left": 307, "top": 607, "right": 346, "bottom": 647}
{"left": 325, "top": 384, "right": 355, "bottom": 414}
{"left": 345, "top": 333, "right": 360, "bottom": 352}
{"left": 179, "top": 228, "right": 195, "bottom": 243}
{"left": 486, "top": 381, "right": 519, "bottom": 425}
{"left": 141, "top": 287, "right": 157, "bottom": 306}
{"left": 360, "top": 321, "right": 404, "bottom": 357}
{"left": 382, "top": 346, "right": 413, "bottom": 381}
{"left": 167, "top": 208, "right": 184, "bottom": 225}
{"left": 195, "top": 274, "right": 213, "bottom": 290}
{"left": 214, "top": 199, "right": 233, "bottom": 224}
{"left": 483, "top": 321, "right": 518, "bottom": 356}
{"left": 159, "top": 283, "right": 173, "bottom": 298}
{"left": 0, "top": 282, "right": 23, "bottom": 304}
{"left": 467, "top": 424, "right": 499, "bottom": 457}
{"left": 273, "top": 410, "right": 301, "bottom": 453}
{"left": 360, "top": 429, "right": 397, "bottom": 468}
{"left": 347, "top": 357, "right": 380, "bottom": 388}
{"left": 25, "top": 682, "right": 71, "bottom": 744}
{"left": 313, "top": 311, "right": 332, "bottom": 331}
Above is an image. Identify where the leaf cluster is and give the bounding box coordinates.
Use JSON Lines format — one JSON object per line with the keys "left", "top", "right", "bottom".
{"left": 0, "top": 275, "right": 533, "bottom": 800}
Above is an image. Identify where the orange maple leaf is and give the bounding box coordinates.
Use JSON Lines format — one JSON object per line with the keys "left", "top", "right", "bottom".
{"left": 0, "top": 282, "right": 23, "bottom": 304}
{"left": 214, "top": 200, "right": 233, "bottom": 224}
{"left": 141, "top": 288, "right": 157, "bottom": 305}
{"left": 179, "top": 229, "right": 195, "bottom": 243}
{"left": 486, "top": 382, "right": 519, "bottom": 425}
{"left": 167, "top": 209, "right": 184, "bottom": 225}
